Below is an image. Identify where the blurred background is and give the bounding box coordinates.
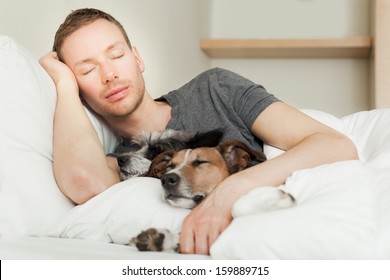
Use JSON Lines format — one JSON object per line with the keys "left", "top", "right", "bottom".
{"left": 0, "top": 0, "right": 371, "bottom": 116}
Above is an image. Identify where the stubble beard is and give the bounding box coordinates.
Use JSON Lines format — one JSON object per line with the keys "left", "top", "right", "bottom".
{"left": 86, "top": 75, "right": 146, "bottom": 121}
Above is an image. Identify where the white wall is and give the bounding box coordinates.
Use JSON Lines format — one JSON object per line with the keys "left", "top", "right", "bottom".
{"left": 209, "top": 0, "right": 371, "bottom": 116}
{"left": 210, "top": 0, "right": 370, "bottom": 38}
{"left": 0, "top": 0, "right": 371, "bottom": 116}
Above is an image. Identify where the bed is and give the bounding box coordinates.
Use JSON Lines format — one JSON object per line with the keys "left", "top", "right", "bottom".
{"left": 1, "top": 34, "right": 390, "bottom": 260}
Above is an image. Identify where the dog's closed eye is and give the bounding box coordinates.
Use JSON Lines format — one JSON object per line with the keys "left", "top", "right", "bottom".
{"left": 192, "top": 159, "right": 208, "bottom": 167}
{"left": 166, "top": 163, "right": 175, "bottom": 170}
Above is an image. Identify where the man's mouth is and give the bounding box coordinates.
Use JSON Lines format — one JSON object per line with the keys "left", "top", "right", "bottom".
{"left": 106, "top": 86, "right": 128, "bottom": 102}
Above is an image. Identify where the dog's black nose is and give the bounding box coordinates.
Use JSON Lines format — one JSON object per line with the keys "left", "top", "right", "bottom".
{"left": 161, "top": 173, "right": 180, "bottom": 190}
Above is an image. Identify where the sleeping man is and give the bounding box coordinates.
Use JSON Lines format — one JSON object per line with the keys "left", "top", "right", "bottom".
{"left": 39, "top": 8, "right": 358, "bottom": 255}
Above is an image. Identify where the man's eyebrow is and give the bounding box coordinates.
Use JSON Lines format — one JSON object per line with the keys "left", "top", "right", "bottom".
{"left": 74, "top": 42, "right": 126, "bottom": 67}
{"left": 106, "top": 41, "right": 126, "bottom": 52}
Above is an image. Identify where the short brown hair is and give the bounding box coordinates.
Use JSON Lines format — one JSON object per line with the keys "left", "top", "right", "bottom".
{"left": 53, "top": 8, "right": 132, "bottom": 60}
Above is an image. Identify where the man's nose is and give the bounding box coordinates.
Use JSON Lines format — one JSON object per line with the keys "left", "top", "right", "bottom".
{"left": 101, "top": 63, "right": 118, "bottom": 84}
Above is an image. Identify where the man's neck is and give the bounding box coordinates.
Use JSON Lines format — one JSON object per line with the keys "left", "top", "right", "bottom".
{"left": 106, "top": 96, "right": 172, "bottom": 138}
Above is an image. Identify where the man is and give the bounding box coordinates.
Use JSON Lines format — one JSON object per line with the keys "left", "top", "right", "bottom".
{"left": 39, "top": 8, "right": 358, "bottom": 255}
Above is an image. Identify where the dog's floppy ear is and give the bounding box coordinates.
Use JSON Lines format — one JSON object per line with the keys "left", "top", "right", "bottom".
{"left": 217, "top": 140, "right": 267, "bottom": 174}
{"left": 186, "top": 129, "right": 224, "bottom": 148}
{"left": 146, "top": 151, "right": 174, "bottom": 178}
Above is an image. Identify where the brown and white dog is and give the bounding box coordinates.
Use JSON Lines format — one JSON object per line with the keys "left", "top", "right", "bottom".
{"left": 146, "top": 140, "right": 267, "bottom": 209}
{"left": 130, "top": 139, "right": 296, "bottom": 252}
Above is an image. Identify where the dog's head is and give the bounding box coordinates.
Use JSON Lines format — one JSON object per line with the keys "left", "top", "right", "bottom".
{"left": 147, "top": 140, "right": 267, "bottom": 209}
{"left": 109, "top": 129, "right": 224, "bottom": 180}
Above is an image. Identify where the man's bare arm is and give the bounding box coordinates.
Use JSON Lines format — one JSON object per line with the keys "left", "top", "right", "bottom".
{"left": 40, "top": 52, "right": 120, "bottom": 204}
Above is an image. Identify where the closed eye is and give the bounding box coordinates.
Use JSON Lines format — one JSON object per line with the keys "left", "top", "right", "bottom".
{"left": 192, "top": 159, "right": 208, "bottom": 167}
{"left": 166, "top": 163, "right": 175, "bottom": 170}
{"left": 110, "top": 50, "right": 125, "bottom": 60}
{"left": 112, "top": 54, "right": 124, "bottom": 59}
{"left": 80, "top": 66, "right": 96, "bottom": 75}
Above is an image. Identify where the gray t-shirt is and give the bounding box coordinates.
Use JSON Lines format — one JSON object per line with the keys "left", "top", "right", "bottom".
{"left": 157, "top": 67, "right": 281, "bottom": 152}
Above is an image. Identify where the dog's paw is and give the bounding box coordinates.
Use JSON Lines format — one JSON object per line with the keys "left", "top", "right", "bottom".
{"left": 130, "top": 228, "right": 179, "bottom": 252}
{"left": 232, "top": 186, "right": 296, "bottom": 218}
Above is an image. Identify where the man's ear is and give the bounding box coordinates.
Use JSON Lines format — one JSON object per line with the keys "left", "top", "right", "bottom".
{"left": 186, "top": 129, "right": 224, "bottom": 148}
{"left": 145, "top": 151, "right": 174, "bottom": 178}
{"left": 131, "top": 46, "right": 145, "bottom": 73}
{"left": 217, "top": 140, "right": 267, "bottom": 174}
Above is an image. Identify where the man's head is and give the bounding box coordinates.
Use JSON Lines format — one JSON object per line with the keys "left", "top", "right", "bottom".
{"left": 53, "top": 8, "right": 146, "bottom": 121}
{"left": 53, "top": 8, "right": 131, "bottom": 61}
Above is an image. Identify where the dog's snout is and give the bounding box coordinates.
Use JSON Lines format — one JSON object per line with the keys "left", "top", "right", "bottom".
{"left": 161, "top": 173, "right": 180, "bottom": 190}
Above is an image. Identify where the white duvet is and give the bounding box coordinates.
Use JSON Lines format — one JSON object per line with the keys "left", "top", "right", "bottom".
{"left": 43, "top": 109, "right": 390, "bottom": 259}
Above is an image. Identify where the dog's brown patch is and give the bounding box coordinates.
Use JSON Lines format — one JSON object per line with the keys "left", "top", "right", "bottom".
{"left": 168, "top": 148, "right": 230, "bottom": 193}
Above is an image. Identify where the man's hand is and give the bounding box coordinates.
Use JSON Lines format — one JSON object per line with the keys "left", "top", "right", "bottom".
{"left": 39, "top": 51, "right": 78, "bottom": 93}
{"left": 178, "top": 176, "right": 247, "bottom": 255}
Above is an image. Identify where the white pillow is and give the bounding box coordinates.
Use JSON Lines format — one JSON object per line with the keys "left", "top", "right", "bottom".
{"left": 0, "top": 36, "right": 119, "bottom": 238}
{"left": 46, "top": 177, "right": 190, "bottom": 245}
{"left": 342, "top": 109, "right": 390, "bottom": 258}
{"left": 342, "top": 109, "right": 390, "bottom": 161}
{"left": 84, "top": 105, "right": 120, "bottom": 154}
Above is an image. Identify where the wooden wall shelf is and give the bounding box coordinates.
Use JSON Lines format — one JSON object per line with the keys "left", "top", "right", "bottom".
{"left": 200, "top": 37, "right": 372, "bottom": 58}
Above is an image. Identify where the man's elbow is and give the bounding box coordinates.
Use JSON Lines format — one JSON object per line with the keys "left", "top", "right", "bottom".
{"left": 339, "top": 134, "right": 359, "bottom": 161}
{"left": 56, "top": 168, "right": 110, "bottom": 205}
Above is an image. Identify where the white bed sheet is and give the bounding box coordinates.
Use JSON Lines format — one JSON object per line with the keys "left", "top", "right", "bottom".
{"left": 0, "top": 237, "right": 209, "bottom": 260}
